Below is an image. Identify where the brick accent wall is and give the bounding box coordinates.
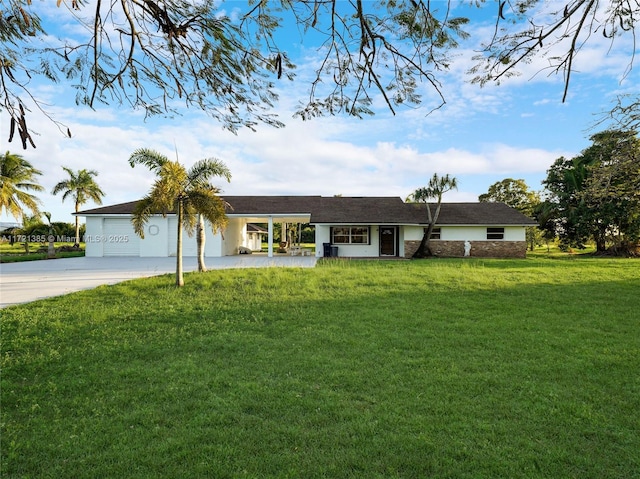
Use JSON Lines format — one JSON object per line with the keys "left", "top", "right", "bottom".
{"left": 404, "top": 240, "right": 527, "bottom": 259}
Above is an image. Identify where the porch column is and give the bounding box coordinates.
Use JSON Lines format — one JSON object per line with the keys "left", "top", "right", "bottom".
{"left": 282, "top": 222, "right": 287, "bottom": 247}
{"left": 267, "top": 216, "right": 274, "bottom": 258}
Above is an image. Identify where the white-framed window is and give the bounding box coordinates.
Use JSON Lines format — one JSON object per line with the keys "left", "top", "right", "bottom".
{"left": 424, "top": 227, "right": 441, "bottom": 240}
{"left": 331, "top": 226, "right": 370, "bottom": 244}
{"left": 487, "top": 227, "right": 505, "bottom": 240}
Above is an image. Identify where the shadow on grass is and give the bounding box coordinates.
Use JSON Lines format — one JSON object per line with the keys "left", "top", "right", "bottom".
{"left": 2, "top": 260, "right": 639, "bottom": 478}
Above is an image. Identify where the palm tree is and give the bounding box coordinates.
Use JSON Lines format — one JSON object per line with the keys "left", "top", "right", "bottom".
{"left": 42, "top": 212, "right": 56, "bottom": 259}
{"left": 406, "top": 173, "right": 458, "bottom": 258}
{"left": 52, "top": 167, "right": 105, "bottom": 245}
{"left": 0, "top": 151, "right": 44, "bottom": 221}
{"left": 129, "top": 148, "right": 231, "bottom": 286}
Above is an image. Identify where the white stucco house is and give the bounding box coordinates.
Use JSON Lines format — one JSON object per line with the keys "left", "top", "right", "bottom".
{"left": 76, "top": 196, "right": 537, "bottom": 259}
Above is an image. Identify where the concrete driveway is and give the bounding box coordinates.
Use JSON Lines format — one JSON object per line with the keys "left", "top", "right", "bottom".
{"left": 0, "top": 255, "right": 318, "bottom": 308}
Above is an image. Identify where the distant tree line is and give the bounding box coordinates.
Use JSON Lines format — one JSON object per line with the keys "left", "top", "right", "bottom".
{"left": 0, "top": 216, "right": 85, "bottom": 242}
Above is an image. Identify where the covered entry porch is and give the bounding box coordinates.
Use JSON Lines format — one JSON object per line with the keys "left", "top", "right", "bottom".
{"left": 227, "top": 213, "right": 313, "bottom": 258}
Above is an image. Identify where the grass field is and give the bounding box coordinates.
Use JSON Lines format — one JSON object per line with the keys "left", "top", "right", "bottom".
{"left": 1, "top": 256, "right": 639, "bottom": 478}
{"left": 0, "top": 242, "right": 85, "bottom": 263}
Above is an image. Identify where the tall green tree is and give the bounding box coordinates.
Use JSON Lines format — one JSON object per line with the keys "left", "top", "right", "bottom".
{"left": 479, "top": 178, "right": 542, "bottom": 250}
{"left": 542, "top": 130, "right": 640, "bottom": 253}
{"left": 129, "top": 149, "right": 231, "bottom": 285}
{"left": 580, "top": 130, "right": 640, "bottom": 251}
{"left": 0, "top": 151, "right": 44, "bottom": 221}
{"left": 3, "top": 1, "right": 637, "bottom": 147}
{"left": 407, "top": 173, "right": 458, "bottom": 258}
{"left": 542, "top": 155, "right": 593, "bottom": 249}
{"left": 479, "top": 179, "right": 539, "bottom": 214}
{"left": 51, "top": 167, "right": 105, "bottom": 245}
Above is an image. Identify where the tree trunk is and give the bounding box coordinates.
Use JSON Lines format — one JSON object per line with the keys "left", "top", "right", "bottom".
{"left": 526, "top": 227, "right": 535, "bottom": 251}
{"left": 594, "top": 228, "right": 607, "bottom": 252}
{"left": 47, "top": 226, "right": 56, "bottom": 259}
{"left": 412, "top": 227, "right": 432, "bottom": 258}
{"left": 175, "top": 201, "right": 184, "bottom": 287}
{"left": 413, "top": 202, "right": 442, "bottom": 259}
{"left": 75, "top": 202, "right": 80, "bottom": 246}
{"left": 197, "top": 214, "right": 207, "bottom": 272}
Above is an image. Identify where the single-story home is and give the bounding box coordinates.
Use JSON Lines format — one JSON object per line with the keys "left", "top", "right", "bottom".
{"left": 76, "top": 196, "right": 537, "bottom": 259}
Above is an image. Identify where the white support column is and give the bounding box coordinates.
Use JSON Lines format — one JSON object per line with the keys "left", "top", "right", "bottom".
{"left": 282, "top": 222, "right": 287, "bottom": 247}
{"left": 268, "top": 216, "right": 274, "bottom": 258}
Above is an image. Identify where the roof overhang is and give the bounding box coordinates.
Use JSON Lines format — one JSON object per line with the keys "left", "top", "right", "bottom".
{"left": 312, "top": 222, "right": 426, "bottom": 226}
{"left": 76, "top": 213, "right": 133, "bottom": 217}
{"left": 435, "top": 223, "right": 533, "bottom": 227}
{"left": 227, "top": 213, "right": 311, "bottom": 224}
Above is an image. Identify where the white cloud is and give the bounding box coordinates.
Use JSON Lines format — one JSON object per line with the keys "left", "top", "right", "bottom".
{"left": 2, "top": 102, "right": 569, "bottom": 225}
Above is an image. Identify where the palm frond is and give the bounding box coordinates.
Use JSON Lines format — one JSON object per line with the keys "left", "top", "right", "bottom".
{"left": 128, "top": 148, "right": 170, "bottom": 172}
{"left": 131, "top": 196, "right": 156, "bottom": 238}
{"left": 187, "top": 188, "right": 230, "bottom": 234}
{"left": 1, "top": 151, "right": 44, "bottom": 219}
{"left": 187, "top": 159, "right": 231, "bottom": 188}
{"left": 180, "top": 201, "right": 198, "bottom": 236}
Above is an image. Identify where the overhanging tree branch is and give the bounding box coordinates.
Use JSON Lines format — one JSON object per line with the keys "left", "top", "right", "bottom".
{"left": 1, "top": 0, "right": 637, "bottom": 149}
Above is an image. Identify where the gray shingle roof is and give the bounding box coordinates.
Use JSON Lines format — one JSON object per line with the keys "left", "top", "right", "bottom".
{"left": 246, "top": 223, "right": 268, "bottom": 233}
{"left": 415, "top": 202, "right": 537, "bottom": 226}
{"left": 77, "top": 196, "right": 536, "bottom": 226}
{"left": 222, "top": 196, "right": 322, "bottom": 215}
{"left": 77, "top": 200, "right": 140, "bottom": 215}
{"left": 311, "top": 197, "right": 420, "bottom": 224}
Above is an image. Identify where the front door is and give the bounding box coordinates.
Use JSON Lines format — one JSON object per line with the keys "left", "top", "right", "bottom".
{"left": 379, "top": 226, "right": 396, "bottom": 256}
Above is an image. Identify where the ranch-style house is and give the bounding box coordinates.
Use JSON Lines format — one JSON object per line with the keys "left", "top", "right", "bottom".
{"left": 76, "top": 196, "right": 537, "bottom": 259}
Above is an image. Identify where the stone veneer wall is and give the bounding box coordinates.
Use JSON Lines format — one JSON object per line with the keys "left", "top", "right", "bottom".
{"left": 404, "top": 240, "right": 527, "bottom": 259}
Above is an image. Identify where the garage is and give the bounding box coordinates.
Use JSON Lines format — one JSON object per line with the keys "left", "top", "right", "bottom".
{"left": 103, "top": 218, "right": 140, "bottom": 256}
{"left": 167, "top": 218, "right": 198, "bottom": 257}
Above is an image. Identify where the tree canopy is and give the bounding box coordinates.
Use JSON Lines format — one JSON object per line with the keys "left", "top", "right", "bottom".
{"left": 1, "top": 0, "right": 638, "bottom": 148}
{"left": 540, "top": 129, "right": 640, "bottom": 253}
{"left": 0, "top": 151, "right": 44, "bottom": 220}
{"left": 478, "top": 178, "right": 539, "bottom": 216}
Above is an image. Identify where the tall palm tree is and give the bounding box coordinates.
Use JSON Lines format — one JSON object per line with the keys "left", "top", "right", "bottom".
{"left": 51, "top": 167, "right": 105, "bottom": 245}
{"left": 0, "top": 151, "right": 44, "bottom": 221}
{"left": 129, "top": 148, "right": 231, "bottom": 286}
{"left": 406, "top": 173, "right": 458, "bottom": 258}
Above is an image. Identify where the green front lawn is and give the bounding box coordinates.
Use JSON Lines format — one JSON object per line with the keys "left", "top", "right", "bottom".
{"left": 2, "top": 258, "right": 639, "bottom": 478}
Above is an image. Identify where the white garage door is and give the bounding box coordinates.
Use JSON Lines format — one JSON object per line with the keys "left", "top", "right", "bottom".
{"left": 103, "top": 219, "right": 140, "bottom": 256}
{"left": 168, "top": 218, "right": 198, "bottom": 257}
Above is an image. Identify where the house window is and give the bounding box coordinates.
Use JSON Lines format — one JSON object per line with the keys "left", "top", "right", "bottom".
{"left": 487, "top": 227, "right": 505, "bottom": 240}
{"left": 332, "top": 226, "right": 370, "bottom": 244}
{"left": 422, "top": 227, "right": 441, "bottom": 239}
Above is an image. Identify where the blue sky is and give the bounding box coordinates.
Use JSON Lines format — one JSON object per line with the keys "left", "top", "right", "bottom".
{"left": 2, "top": 1, "right": 637, "bottom": 225}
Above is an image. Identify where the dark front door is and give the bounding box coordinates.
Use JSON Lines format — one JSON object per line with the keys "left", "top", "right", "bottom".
{"left": 379, "top": 226, "right": 396, "bottom": 256}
